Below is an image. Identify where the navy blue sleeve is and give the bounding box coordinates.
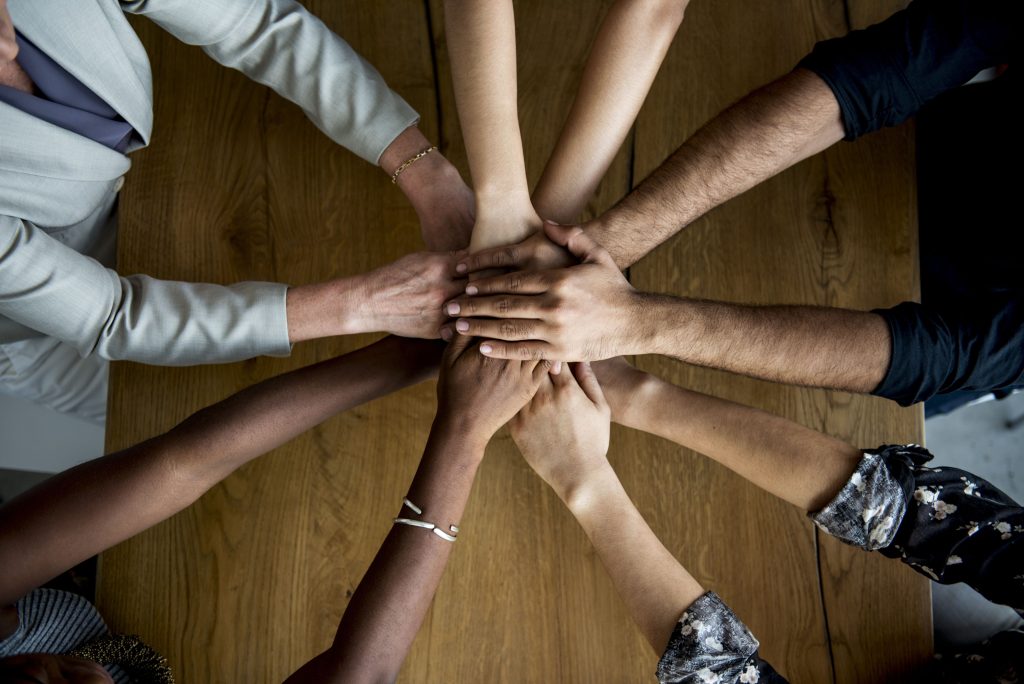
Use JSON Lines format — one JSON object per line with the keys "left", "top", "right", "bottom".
{"left": 798, "top": 0, "right": 1016, "bottom": 140}
{"left": 872, "top": 295, "right": 1024, "bottom": 406}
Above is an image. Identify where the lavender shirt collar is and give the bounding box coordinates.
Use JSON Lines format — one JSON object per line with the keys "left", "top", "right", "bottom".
{"left": 0, "top": 33, "right": 136, "bottom": 153}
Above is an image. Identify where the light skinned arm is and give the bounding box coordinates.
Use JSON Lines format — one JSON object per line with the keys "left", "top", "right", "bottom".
{"left": 286, "top": 249, "right": 468, "bottom": 344}
{"left": 510, "top": 363, "right": 703, "bottom": 652}
{"left": 532, "top": 0, "right": 688, "bottom": 224}
{"left": 443, "top": 0, "right": 543, "bottom": 252}
{"left": 594, "top": 357, "right": 864, "bottom": 512}
{"left": 445, "top": 222, "right": 890, "bottom": 394}
{"left": 285, "top": 336, "right": 552, "bottom": 683}
{"left": 0, "top": 336, "right": 441, "bottom": 608}
{"left": 455, "top": 67, "right": 844, "bottom": 273}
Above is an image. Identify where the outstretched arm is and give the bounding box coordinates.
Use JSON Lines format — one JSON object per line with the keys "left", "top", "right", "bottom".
{"left": 511, "top": 363, "right": 702, "bottom": 652}
{"left": 0, "top": 336, "right": 440, "bottom": 607}
{"left": 456, "top": 68, "right": 841, "bottom": 272}
{"left": 443, "top": 1, "right": 542, "bottom": 252}
{"left": 511, "top": 364, "right": 782, "bottom": 682}
{"left": 593, "top": 358, "right": 862, "bottom": 512}
{"left": 532, "top": 0, "right": 688, "bottom": 224}
{"left": 445, "top": 222, "right": 890, "bottom": 395}
{"left": 587, "top": 68, "right": 842, "bottom": 268}
{"left": 285, "top": 336, "right": 551, "bottom": 683}
{"left": 593, "top": 357, "right": 1024, "bottom": 613}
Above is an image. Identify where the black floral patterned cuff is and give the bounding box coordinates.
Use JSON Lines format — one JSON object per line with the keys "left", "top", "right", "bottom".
{"left": 657, "top": 592, "right": 781, "bottom": 683}
{"left": 810, "top": 449, "right": 907, "bottom": 550}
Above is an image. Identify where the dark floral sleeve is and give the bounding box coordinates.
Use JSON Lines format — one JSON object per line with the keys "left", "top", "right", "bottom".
{"left": 810, "top": 444, "right": 1024, "bottom": 613}
{"left": 657, "top": 592, "right": 787, "bottom": 684}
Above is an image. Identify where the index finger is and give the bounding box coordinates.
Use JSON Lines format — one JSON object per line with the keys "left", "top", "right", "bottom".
{"left": 464, "top": 271, "right": 554, "bottom": 297}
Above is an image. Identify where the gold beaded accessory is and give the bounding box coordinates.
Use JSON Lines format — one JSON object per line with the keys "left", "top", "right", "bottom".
{"left": 66, "top": 633, "right": 174, "bottom": 684}
{"left": 390, "top": 146, "right": 437, "bottom": 184}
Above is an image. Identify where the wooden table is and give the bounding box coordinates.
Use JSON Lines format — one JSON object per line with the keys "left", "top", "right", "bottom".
{"left": 98, "top": 1, "right": 931, "bottom": 681}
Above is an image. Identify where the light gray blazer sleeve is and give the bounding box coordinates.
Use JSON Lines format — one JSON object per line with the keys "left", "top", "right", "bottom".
{"left": 0, "top": 215, "right": 291, "bottom": 364}
{"left": 121, "top": 0, "right": 420, "bottom": 164}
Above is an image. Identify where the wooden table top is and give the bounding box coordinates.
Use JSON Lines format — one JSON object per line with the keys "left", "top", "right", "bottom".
{"left": 98, "top": 2, "right": 931, "bottom": 681}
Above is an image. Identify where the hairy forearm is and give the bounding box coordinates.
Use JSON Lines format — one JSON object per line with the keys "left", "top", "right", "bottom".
{"left": 564, "top": 465, "right": 703, "bottom": 652}
{"left": 287, "top": 420, "right": 484, "bottom": 683}
{"left": 0, "top": 337, "right": 439, "bottom": 606}
{"left": 640, "top": 294, "right": 891, "bottom": 394}
{"left": 589, "top": 68, "right": 844, "bottom": 268}
{"left": 533, "top": 0, "right": 686, "bottom": 223}
{"left": 617, "top": 374, "right": 862, "bottom": 512}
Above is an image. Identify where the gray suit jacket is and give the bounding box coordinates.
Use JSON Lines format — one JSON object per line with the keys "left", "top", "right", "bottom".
{"left": 0, "top": 0, "right": 418, "bottom": 365}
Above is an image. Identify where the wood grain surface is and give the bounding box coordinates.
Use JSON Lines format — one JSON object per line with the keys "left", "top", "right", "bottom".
{"left": 97, "top": 1, "right": 931, "bottom": 682}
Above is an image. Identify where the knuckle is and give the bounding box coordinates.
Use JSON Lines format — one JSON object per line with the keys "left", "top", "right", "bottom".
{"left": 497, "top": 297, "right": 512, "bottom": 314}
{"left": 499, "top": 321, "right": 523, "bottom": 338}
{"left": 507, "top": 275, "right": 523, "bottom": 292}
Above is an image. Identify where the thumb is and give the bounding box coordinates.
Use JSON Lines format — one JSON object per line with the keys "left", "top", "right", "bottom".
{"left": 442, "top": 330, "right": 474, "bottom": 367}
{"left": 542, "top": 220, "right": 612, "bottom": 266}
{"left": 571, "top": 362, "right": 607, "bottom": 408}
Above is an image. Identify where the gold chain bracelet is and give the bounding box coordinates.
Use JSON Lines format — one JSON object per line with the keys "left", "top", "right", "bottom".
{"left": 391, "top": 145, "right": 437, "bottom": 184}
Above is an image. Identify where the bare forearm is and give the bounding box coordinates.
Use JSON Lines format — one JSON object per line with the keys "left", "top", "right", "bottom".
{"left": 616, "top": 374, "right": 862, "bottom": 512}
{"left": 533, "top": 0, "right": 686, "bottom": 223}
{"left": 589, "top": 68, "right": 844, "bottom": 268}
{"left": 0, "top": 337, "right": 439, "bottom": 605}
{"left": 563, "top": 465, "right": 702, "bottom": 652}
{"left": 641, "top": 294, "right": 891, "bottom": 394}
{"left": 286, "top": 277, "right": 364, "bottom": 343}
{"left": 167, "top": 337, "right": 441, "bottom": 482}
{"left": 444, "top": 1, "right": 538, "bottom": 251}
{"left": 288, "top": 421, "right": 484, "bottom": 684}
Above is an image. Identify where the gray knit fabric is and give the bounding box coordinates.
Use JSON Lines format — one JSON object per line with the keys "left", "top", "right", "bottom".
{"left": 0, "top": 588, "right": 131, "bottom": 683}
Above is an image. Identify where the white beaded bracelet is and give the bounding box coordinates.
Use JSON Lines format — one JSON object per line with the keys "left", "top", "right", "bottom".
{"left": 394, "top": 498, "right": 460, "bottom": 543}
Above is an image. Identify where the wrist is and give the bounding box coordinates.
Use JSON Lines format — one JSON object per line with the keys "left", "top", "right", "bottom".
{"left": 624, "top": 291, "right": 666, "bottom": 356}
{"left": 560, "top": 462, "right": 621, "bottom": 516}
{"left": 611, "top": 369, "right": 661, "bottom": 431}
{"left": 379, "top": 125, "right": 433, "bottom": 177}
{"left": 286, "top": 276, "right": 366, "bottom": 343}
{"left": 429, "top": 412, "right": 491, "bottom": 458}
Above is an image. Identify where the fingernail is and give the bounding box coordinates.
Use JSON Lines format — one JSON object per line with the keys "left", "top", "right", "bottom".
{"left": 447, "top": 302, "right": 461, "bottom": 315}
{"left": 553, "top": 361, "right": 563, "bottom": 375}
{"left": 440, "top": 328, "right": 452, "bottom": 341}
{"left": 456, "top": 320, "right": 469, "bottom": 332}
{"left": 456, "top": 263, "right": 467, "bottom": 274}
{"left": 466, "top": 285, "right": 478, "bottom": 295}
{"left": 546, "top": 220, "right": 561, "bottom": 226}
{"left": 480, "top": 344, "right": 492, "bottom": 354}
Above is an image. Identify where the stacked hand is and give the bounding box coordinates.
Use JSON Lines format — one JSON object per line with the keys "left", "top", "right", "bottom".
{"left": 443, "top": 221, "right": 643, "bottom": 361}
{"left": 352, "top": 251, "right": 469, "bottom": 339}
{"left": 435, "top": 332, "right": 554, "bottom": 451}
{"left": 510, "top": 362, "right": 612, "bottom": 502}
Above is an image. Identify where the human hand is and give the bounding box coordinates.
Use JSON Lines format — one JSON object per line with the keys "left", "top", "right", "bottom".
{"left": 454, "top": 225, "right": 574, "bottom": 276}
{"left": 443, "top": 222, "right": 645, "bottom": 361}
{"left": 355, "top": 251, "right": 467, "bottom": 339}
{"left": 435, "top": 334, "right": 554, "bottom": 449}
{"left": 510, "top": 362, "right": 611, "bottom": 500}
